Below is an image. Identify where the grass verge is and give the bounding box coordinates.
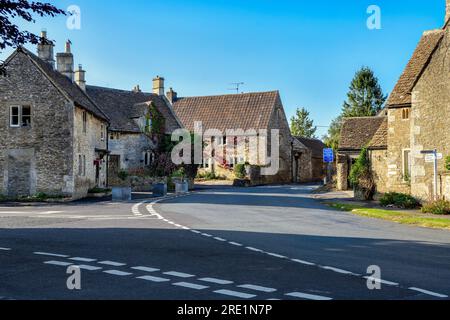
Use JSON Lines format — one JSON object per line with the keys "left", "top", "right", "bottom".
{"left": 327, "top": 203, "right": 450, "bottom": 230}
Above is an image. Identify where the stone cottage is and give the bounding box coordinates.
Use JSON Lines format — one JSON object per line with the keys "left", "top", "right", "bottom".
{"left": 172, "top": 91, "right": 294, "bottom": 184}
{"left": 292, "top": 136, "right": 327, "bottom": 183}
{"left": 0, "top": 33, "right": 110, "bottom": 199}
{"left": 337, "top": 0, "right": 450, "bottom": 200}
{"left": 86, "top": 77, "right": 181, "bottom": 185}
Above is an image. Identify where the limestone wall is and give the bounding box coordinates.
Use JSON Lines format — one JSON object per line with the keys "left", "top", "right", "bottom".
{"left": 369, "top": 149, "right": 389, "bottom": 194}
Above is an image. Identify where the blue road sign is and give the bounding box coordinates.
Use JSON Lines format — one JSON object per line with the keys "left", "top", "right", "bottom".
{"left": 323, "top": 148, "right": 334, "bottom": 163}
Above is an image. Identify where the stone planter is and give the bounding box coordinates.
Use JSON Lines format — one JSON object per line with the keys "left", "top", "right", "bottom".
{"left": 354, "top": 186, "right": 374, "bottom": 201}
{"left": 153, "top": 183, "right": 167, "bottom": 197}
{"left": 112, "top": 186, "right": 132, "bottom": 202}
{"left": 233, "top": 179, "right": 252, "bottom": 187}
{"left": 175, "top": 181, "right": 189, "bottom": 194}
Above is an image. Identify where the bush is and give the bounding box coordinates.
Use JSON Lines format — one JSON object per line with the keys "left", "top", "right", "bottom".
{"left": 197, "top": 172, "right": 226, "bottom": 180}
{"left": 446, "top": 156, "right": 450, "bottom": 171}
{"left": 380, "top": 192, "right": 420, "bottom": 209}
{"left": 421, "top": 199, "right": 450, "bottom": 215}
{"left": 171, "top": 167, "right": 186, "bottom": 179}
{"left": 117, "top": 170, "right": 129, "bottom": 181}
{"left": 349, "top": 147, "right": 375, "bottom": 200}
{"left": 234, "top": 164, "right": 247, "bottom": 179}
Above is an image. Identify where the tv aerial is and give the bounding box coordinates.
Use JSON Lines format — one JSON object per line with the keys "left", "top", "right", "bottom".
{"left": 228, "top": 82, "right": 245, "bottom": 94}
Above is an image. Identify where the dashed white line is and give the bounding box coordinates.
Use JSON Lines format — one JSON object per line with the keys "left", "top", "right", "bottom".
{"left": 0, "top": 247, "right": 11, "bottom": 251}
{"left": 214, "top": 289, "right": 256, "bottom": 299}
{"left": 103, "top": 270, "right": 133, "bottom": 276}
{"left": 44, "top": 261, "right": 73, "bottom": 267}
{"left": 238, "top": 284, "right": 277, "bottom": 293}
{"left": 173, "top": 282, "right": 209, "bottom": 290}
{"left": 78, "top": 265, "right": 102, "bottom": 271}
{"left": 408, "top": 287, "right": 448, "bottom": 298}
{"left": 69, "top": 257, "right": 97, "bottom": 263}
{"left": 266, "top": 253, "right": 287, "bottom": 259}
{"left": 285, "top": 292, "right": 333, "bottom": 301}
{"left": 202, "top": 233, "right": 213, "bottom": 237}
{"left": 137, "top": 275, "right": 171, "bottom": 283}
{"left": 191, "top": 230, "right": 201, "bottom": 234}
{"left": 163, "top": 271, "right": 195, "bottom": 278}
{"left": 291, "top": 259, "right": 316, "bottom": 266}
{"left": 321, "top": 266, "right": 359, "bottom": 276}
{"left": 229, "top": 242, "right": 243, "bottom": 247}
{"left": 34, "top": 252, "right": 69, "bottom": 258}
{"left": 199, "top": 278, "right": 234, "bottom": 285}
{"left": 214, "top": 237, "right": 227, "bottom": 242}
{"left": 363, "top": 277, "right": 399, "bottom": 287}
{"left": 131, "top": 266, "right": 160, "bottom": 273}
{"left": 246, "top": 247, "right": 263, "bottom": 253}
{"left": 99, "top": 261, "right": 126, "bottom": 267}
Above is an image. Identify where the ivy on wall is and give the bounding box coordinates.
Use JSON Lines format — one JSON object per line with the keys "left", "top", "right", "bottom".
{"left": 446, "top": 156, "right": 450, "bottom": 171}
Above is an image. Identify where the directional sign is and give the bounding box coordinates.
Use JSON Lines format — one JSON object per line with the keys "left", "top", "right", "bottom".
{"left": 323, "top": 148, "right": 334, "bottom": 163}
{"left": 425, "top": 153, "right": 443, "bottom": 163}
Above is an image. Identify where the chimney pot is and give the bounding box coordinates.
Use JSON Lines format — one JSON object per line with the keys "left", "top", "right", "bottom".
{"left": 37, "top": 29, "right": 55, "bottom": 68}
{"left": 75, "top": 64, "right": 86, "bottom": 91}
{"left": 166, "top": 87, "right": 178, "bottom": 104}
{"left": 133, "top": 85, "right": 142, "bottom": 93}
{"left": 56, "top": 40, "right": 74, "bottom": 81}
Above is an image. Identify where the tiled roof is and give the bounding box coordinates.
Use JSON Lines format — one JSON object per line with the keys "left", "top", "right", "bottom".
{"left": 294, "top": 137, "right": 326, "bottom": 158}
{"left": 17, "top": 47, "right": 109, "bottom": 121}
{"left": 86, "top": 86, "right": 181, "bottom": 133}
{"left": 338, "top": 117, "right": 387, "bottom": 151}
{"left": 172, "top": 91, "right": 279, "bottom": 132}
{"left": 367, "top": 118, "right": 388, "bottom": 149}
{"left": 387, "top": 29, "right": 444, "bottom": 107}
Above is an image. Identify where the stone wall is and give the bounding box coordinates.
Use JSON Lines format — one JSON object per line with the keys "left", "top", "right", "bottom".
{"left": 0, "top": 52, "right": 74, "bottom": 197}
{"left": 108, "top": 132, "right": 156, "bottom": 170}
{"left": 410, "top": 27, "right": 450, "bottom": 200}
{"left": 369, "top": 149, "right": 389, "bottom": 194}
{"left": 72, "top": 107, "right": 108, "bottom": 199}
{"left": 442, "top": 173, "right": 450, "bottom": 200}
{"left": 386, "top": 107, "right": 412, "bottom": 194}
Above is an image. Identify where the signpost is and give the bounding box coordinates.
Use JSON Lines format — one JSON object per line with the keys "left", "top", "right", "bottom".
{"left": 421, "top": 149, "right": 440, "bottom": 200}
{"left": 323, "top": 148, "right": 334, "bottom": 184}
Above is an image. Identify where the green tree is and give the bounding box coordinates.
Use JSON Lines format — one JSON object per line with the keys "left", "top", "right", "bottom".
{"left": 0, "top": 0, "right": 66, "bottom": 75}
{"left": 290, "top": 107, "right": 317, "bottom": 138}
{"left": 324, "top": 67, "right": 387, "bottom": 150}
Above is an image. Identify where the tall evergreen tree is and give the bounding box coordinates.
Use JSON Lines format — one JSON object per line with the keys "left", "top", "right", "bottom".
{"left": 324, "top": 67, "right": 387, "bottom": 150}
{"left": 0, "top": 0, "right": 66, "bottom": 75}
{"left": 290, "top": 107, "right": 317, "bottom": 138}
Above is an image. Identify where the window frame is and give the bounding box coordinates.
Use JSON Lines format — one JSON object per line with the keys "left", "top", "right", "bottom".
{"left": 402, "top": 149, "right": 412, "bottom": 181}
{"left": 82, "top": 111, "right": 87, "bottom": 134}
{"left": 10, "top": 105, "right": 32, "bottom": 128}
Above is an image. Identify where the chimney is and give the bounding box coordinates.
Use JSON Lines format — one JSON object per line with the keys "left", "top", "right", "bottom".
{"left": 152, "top": 76, "right": 165, "bottom": 96}
{"left": 74, "top": 64, "right": 86, "bottom": 91}
{"left": 166, "top": 87, "right": 177, "bottom": 104}
{"left": 446, "top": 0, "right": 450, "bottom": 24}
{"left": 37, "top": 30, "right": 55, "bottom": 68}
{"left": 56, "top": 40, "right": 74, "bottom": 81}
{"left": 132, "top": 85, "right": 142, "bottom": 93}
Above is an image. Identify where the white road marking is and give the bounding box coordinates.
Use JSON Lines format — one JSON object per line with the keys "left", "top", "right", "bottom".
{"left": 291, "top": 259, "right": 316, "bottom": 266}
{"left": 238, "top": 284, "right": 277, "bottom": 293}
{"left": 199, "top": 278, "right": 234, "bottom": 285}
{"left": 191, "top": 230, "right": 201, "bottom": 234}
{"left": 229, "top": 242, "right": 243, "bottom": 247}
{"left": 174, "top": 224, "right": 183, "bottom": 228}
{"left": 103, "top": 270, "right": 133, "bottom": 276}
{"left": 321, "top": 266, "right": 359, "bottom": 276}
{"left": 69, "top": 257, "right": 97, "bottom": 263}
{"left": 173, "top": 282, "right": 209, "bottom": 290}
{"left": 34, "top": 252, "right": 69, "bottom": 258}
{"left": 266, "top": 253, "right": 287, "bottom": 259}
{"left": 137, "top": 275, "right": 171, "bottom": 283}
{"left": 0, "top": 247, "right": 11, "bottom": 251}
{"left": 99, "top": 261, "right": 126, "bottom": 267}
{"left": 214, "top": 237, "right": 227, "bottom": 242}
{"left": 363, "top": 277, "right": 399, "bottom": 286}
{"left": 78, "top": 265, "right": 103, "bottom": 271}
{"left": 408, "top": 287, "right": 448, "bottom": 298}
{"left": 131, "top": 266, "right": 160, "bottom": 273}
{"left": 214, "top": 289, "right": 256, "bottom": 299}
{"left": 202, "top": 233, "right": 213, "bottom": 237}
{"left": 285, "top": 292, "right": 333, "bottom": 301}
{"left": 44, "top": 261, "right": 73, "bottom": 267}
{"left": 246, "top": 247, "right": 263, "bottom": 252}
{"left": 163, "top": 271, "right": 195, "bottom": 278}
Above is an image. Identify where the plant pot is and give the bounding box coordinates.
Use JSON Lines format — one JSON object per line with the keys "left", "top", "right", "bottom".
{"left": 175, "top": 181, "right": 189, "bottom": 194}
{"left": 112, "top": 186, "right": 132, "bottom": 202}
{"left": 153, "top": 183, "right": 167, "bottom": 197}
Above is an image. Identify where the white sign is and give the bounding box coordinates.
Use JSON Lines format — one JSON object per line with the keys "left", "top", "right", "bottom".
{"left": 425, "top": 153, "right": 443, "bottom": 163}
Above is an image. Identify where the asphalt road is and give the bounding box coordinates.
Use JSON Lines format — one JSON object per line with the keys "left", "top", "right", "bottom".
{"left": 0, "top": 185, "right": 449, "bottom": 300}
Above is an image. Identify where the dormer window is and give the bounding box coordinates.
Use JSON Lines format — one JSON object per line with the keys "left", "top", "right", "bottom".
{"left": 10, "top": 105, "right": 31, "bottom": 127}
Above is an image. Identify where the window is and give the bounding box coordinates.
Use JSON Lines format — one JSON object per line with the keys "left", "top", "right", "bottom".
{"left": 144, "top": 151, "right": 154, "bottom": 166}
{"left": 82, "top": 111, "right": 87, "bottom": 133}
{"left": 402, "top": 108, "right": 410, "bottom": 120}
{"left": 83, "top": 155, "right": 86, "bottom": 176}
{"left": 101, "top": 125, "right": 105, "bottom": 141}
{"left": 10, "top": 105, "right": 31, "bottom": 127}
{"left": 403, "top": 149, "right": 411, "bottom": 181}
{"left": 78, "top": 155, "right": 83, "bottom": 176}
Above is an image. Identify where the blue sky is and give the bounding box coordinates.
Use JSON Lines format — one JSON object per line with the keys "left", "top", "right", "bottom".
{"left": 1, "top": 0, "right": 447, "bottom": 137}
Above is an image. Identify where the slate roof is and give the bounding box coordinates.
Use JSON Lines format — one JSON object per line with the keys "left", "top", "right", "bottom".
{"left": 367, "top": 118, "right": 388, "bottom": 149}
{"left": 10, "top": 47, "right": 109, "bottom": 121}
{"left": 294, "top": 137, "right": 326, "bottom": 158}
{"left": 387, "top": 29, "right": 444, "bottom": 107}
{"left": 172, "top": 91, "right": 279, "bottom": 132}
{"left": 338, "top": 117, "right": 387, "bottom": 151}
{"left": 86, "top": 86, "right": 181, "bottom": 133}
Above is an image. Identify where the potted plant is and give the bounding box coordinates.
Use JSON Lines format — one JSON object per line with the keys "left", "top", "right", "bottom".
{"left": 172, "top": 168, "right": 189, "bottom": 194}
{"left": 112, "top": 170, "right": 131, "bottom": 201}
